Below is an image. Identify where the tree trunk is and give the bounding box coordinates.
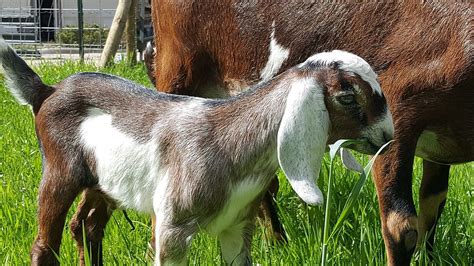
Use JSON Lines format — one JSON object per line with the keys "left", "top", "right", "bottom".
{"left": 99, "top": 0, "right": 132, "bottom": 67}
{"left": 125, "top": 0, "right": 137, "bottom": 65}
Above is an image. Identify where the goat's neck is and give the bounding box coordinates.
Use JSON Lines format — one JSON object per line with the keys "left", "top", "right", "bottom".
{"left": 208, "top": 77, "right": 291, "bottom": 169}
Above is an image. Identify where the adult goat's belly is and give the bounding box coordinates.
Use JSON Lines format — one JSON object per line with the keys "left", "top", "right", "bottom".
{"left": 80, "top": 109, "right": 160, "bottom": 213}
{"left": 416, "top": 127, "right": 474, "bottom": 164}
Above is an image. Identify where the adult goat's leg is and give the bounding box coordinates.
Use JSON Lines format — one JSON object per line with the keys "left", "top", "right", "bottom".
{"left": 70, "top": 188, "right": 114, "bottom": 266}
{"left": 373, "top": 132, "right": 421, "bottom": 266}
{"left": 417, "top": 160, "right": 449, "bottom": 256}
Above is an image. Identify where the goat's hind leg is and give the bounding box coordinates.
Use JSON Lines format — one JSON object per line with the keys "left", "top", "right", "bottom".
{"left": 417, "top": 160, "right": 449, "bottom": 257}
{"left": 70, "top": 188, "right": 115, "bottom": 266}
{"left": 30, "top": 170, "right": 83, "bottom": 266}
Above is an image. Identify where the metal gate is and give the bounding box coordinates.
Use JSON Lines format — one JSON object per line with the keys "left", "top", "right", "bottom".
{"left": 0, "top": 0, "right": 153, "bottom": 60}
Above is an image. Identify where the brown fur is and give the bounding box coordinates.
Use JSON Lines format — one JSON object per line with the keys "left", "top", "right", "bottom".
{"left": 147, "top": 1, "right": 473, "bottom": 264}
{"left": 417, "top": 161, "right": 449, "bottom": 256}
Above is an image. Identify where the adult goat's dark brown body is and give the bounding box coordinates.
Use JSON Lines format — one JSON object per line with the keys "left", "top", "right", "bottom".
{"left": 147, "top": 1, "right": 473, "bottom": 264}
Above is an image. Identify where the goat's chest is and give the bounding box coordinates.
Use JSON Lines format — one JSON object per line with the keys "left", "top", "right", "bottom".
{"left": 206, "top": 178, "right": 266, "bottom": 235}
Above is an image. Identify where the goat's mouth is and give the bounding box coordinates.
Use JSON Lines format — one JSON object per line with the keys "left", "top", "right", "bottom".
{"left": 347, "top": 138, "right": 385, "bottom": 155}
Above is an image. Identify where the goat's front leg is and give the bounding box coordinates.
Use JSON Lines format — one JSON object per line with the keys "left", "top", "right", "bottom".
{"left": 417, "top": 160, "right": 449, "bottom": 256}
{"left": 31, "top": 169, "right": 82, "bottom": 265}
{"left": 70, "top": 188, "right": 114, "bottom": 266}
{"left": 154, "top": 207, "right": 196, "bottom": 265}
{"left": 373, "top": 132, "right": 420, "bottom": 266}
{"left": 218, "top": 221, "right": 255, "bottom": 266}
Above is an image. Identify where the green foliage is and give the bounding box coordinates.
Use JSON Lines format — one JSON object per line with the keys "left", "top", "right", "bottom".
{"left": 0, "top": 61, "right": 472, "bottom": 264}
{"left": 321, "top": 140, "right": 392, "bottom": 265}
{"left": 57, "top": 24, "right": 109, "bottom": 45}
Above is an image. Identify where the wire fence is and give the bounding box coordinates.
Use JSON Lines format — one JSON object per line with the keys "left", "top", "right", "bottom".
{"left": 0, "top": 0, "right": 153, "bottom": 62}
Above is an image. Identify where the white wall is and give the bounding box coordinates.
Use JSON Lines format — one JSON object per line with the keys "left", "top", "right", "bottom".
{"left": 1, "top": 0, "right": 117, "bottom": 28}
{"left": 0, "top": 0, "right": 34, "bottom": 16}
{"left": 61, "top": 0, "right": 116, "bottom": 27}
{"left": 0, "top": 0, "right": 34, "bottom": 37}
{"left": 0, "top": 0, "right": 32, "bottom": 9}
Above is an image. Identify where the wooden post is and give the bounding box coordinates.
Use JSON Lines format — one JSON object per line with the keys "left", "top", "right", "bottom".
{"left": 99, "top": 0, "right": 132, "bottom": 67}
{"left": 125, "top": 0, "right": 137, "bottom": 65}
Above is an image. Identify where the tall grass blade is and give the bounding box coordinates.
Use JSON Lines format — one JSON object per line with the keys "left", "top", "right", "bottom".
{"left": 321, "top": 139, "right": 360, "bottom": 265}
{"left": 321, "top": 139, "right": 392, "bottom": 265}
{"left": 329, "top": 140, "right": 392, "bottom": 240}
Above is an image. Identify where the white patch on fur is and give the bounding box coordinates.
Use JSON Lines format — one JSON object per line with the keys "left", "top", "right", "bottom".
{"left": 206, "top": 178, "right": 265, "bottom": 236}
{"left": 362, "top": 108, "right": 394, "bottom": 147}
{"left": 352, "top": 84, "right": 362, "bottom": 95}
{"left": 153, "top": 170, "right": 172, "bottom": 266}
{"left": 175, "top": 98, "right": 206, "bottom": 119}
{"left": 3, "top": 75, "right": 29, "bottom": 105}
{"left": 146, "top": 41, "right": 156, "bottom": 53}
{"left": 301, "top": 50, "right": 382, "bottom": 95}
{"left": 0, "top": 40, "right": 32, "bottom": 106}
{"left": 260, "top": 21, "right": 290, "bottom": 81}
{"left": 80, "top": 108, "right": 162, "bottom": 213}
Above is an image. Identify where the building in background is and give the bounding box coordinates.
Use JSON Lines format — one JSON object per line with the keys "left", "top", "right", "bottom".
{"left": 0, "top": 0, "right": 152, "bottom": 50}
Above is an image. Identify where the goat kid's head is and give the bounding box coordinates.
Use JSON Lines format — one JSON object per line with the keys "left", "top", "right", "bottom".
{"left": 277, "top": 50, "right": 393, "bottom": 205}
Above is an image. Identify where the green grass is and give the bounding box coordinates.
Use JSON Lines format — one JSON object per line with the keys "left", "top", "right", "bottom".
{"left": 0, "top": 60, "right": 473, "bottom": 265}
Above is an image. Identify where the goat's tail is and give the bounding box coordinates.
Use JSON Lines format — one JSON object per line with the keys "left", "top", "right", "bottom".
{"left": 0, "top": 39, "right": 54, "bottom": 112}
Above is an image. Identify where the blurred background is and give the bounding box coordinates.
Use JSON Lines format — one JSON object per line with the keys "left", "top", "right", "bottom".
{"left": 0, "top": 0, "right": 153, "bottom": 62}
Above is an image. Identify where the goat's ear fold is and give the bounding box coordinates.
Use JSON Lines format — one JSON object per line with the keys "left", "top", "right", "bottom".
{"left": 277, "top": 78, "right": 329, "bottom": 205}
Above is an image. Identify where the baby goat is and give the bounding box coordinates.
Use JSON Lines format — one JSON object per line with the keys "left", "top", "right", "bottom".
{"left": 0, "top": 41, "right": 392, "bottom": 265}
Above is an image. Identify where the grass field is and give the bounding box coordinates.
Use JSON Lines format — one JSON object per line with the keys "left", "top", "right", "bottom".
{"left": 0, "top": 60, "right": 472, "bottom": 265}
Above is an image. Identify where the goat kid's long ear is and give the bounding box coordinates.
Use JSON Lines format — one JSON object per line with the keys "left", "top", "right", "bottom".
{"left": 277, "top": 78, "right": 329, "bottom": 205}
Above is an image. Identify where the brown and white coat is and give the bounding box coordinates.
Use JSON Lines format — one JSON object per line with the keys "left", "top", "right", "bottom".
{"left": 0, "top": 43, "right": 392, "bottom": 265}
{"left": 147, "top": 1, "right": 473, "bottom": 264}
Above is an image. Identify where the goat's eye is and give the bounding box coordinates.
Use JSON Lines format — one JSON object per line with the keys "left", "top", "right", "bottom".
{"left": 337, "top": 94, "right": 356, "bottom": 105}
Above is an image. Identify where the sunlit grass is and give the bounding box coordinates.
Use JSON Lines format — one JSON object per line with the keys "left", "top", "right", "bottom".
{"left": 0, "top": 60, "right": 472, "bottom": 265}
